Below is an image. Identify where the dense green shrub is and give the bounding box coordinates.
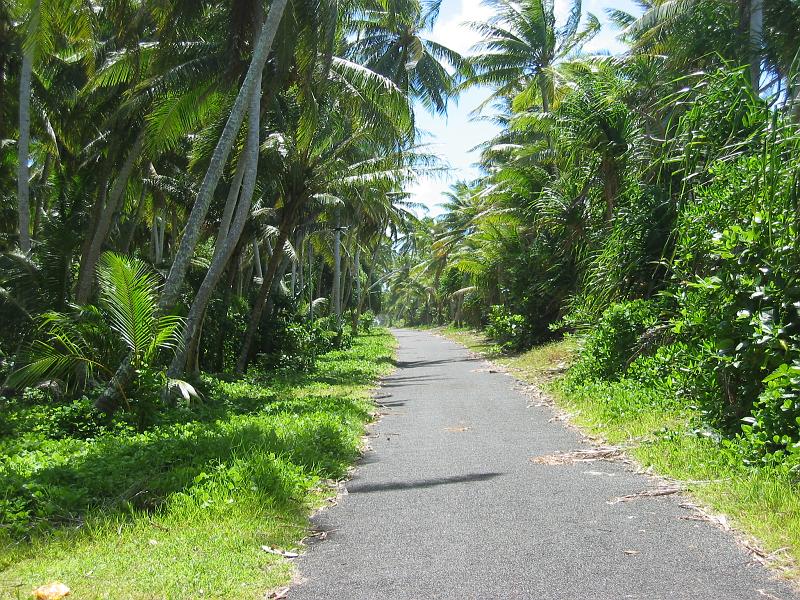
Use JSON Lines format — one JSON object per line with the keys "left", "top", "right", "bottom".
{"left": 569, "top": 299, "right": 660, "bottom": 382}
{"left": 359, "top": 310, "right": 376, "bottom": 332}
{"left": 255, "top": 313, "right": 357, "bottom": 374}
{"left": 667, "top": 154, "right": 800, "bottom": 434}
{"left": 564, "top": 123, "right": 800, "bottom": 461}
{"left": 485, "top": 305, "right": 529, "bottom": 353}
{"left": 742, "top": 361, "right": 800, "bottom": 463}
{"left": 201, "top": 295, "right": 250, "bottom": 372}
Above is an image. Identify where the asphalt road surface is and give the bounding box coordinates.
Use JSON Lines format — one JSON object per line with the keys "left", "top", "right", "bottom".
{"left": 289, "top": 328, "right": 796, "bottom": 599}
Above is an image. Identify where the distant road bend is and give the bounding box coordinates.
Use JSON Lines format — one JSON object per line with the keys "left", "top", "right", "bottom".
{"left": 290, "top": 328, "right": 796, "bottom": 600}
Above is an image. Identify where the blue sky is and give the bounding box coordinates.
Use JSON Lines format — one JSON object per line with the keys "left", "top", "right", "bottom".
{"left": 408, "top": 0, "right": 638, "bottom": 216}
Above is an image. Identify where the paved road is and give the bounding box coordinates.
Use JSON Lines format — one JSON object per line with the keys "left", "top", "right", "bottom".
{"left": 290, "top": 329, "right": 796, "bottom": 599}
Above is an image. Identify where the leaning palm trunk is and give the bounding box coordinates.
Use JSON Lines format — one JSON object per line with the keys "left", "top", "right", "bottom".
{"left": 261, "top": 256, "right": 291, "bottom": 328}
{"left": 95, "top": 0, "right": 287, "bottom": 411}
{"left": 352, "top": 246, "right": 362, "bottom": 331}
{"left": 76, "top": 131, "right": 145, "bottom": 304}
{"left": 253, "top": 237, "right": 263, "bottom": 278}
{"left": 79, "top": 171, "right": 110, "bottom": 273}
{"left": 159, "top": 0, "right": 289, "bottom": 310}
{"left": 17, "top": 46, "right": 34, "bottom": 254}
{"left": 235, "top": 216, "right": 297, "bottom": 374}
{"left": 217, "top": 159, "right": 246, "bottom": 249}
{"left": 121, "top": 185, "right": 148, "bottom": 254}
{"left": 169, "top": 66, "right": 264, "bottom": 377}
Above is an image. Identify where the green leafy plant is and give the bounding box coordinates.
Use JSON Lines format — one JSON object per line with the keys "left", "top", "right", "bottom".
{"left": 485, "top": 305, "right": 529, "bottom": 353}
{"left": 568, "top": 299, "right": 660, "bottom": 382}
{"left": 8, "top": 252, "right": 186, "bottom": 405}
{"left": 96, "top": 252, "right": 184, "bottom": 371}
{"left": 359, "top": 310, "right": 376, "bottom": 332}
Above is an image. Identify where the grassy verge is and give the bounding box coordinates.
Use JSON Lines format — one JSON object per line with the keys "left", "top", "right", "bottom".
{"left": 437, "top": 326, "right": 800, "bottom": 578}
{"left": 0, "top": 329, "right": 395, "bottom": 599}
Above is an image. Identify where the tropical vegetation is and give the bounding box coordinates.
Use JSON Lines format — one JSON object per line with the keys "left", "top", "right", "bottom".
{"left": 385, "top": 0, "right": 800, "bottom": 533}
{"left": 0, "top": 0, "right": 456, "bottom": 593}
{"left": 5, "top": 0, "right": 800, "bottom": 591}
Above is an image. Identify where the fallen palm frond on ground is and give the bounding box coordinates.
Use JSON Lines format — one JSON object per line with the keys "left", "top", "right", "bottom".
{"left": 530, "top": 446, "right": 624, "bottom": 465}
{"left": 608, "top": 485, "right": 682, "bottom": 504}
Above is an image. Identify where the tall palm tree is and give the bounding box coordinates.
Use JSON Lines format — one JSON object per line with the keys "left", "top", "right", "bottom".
{"left": 13, "top": 0, "right": 93, "bottom": 253}
{"left": 167, "top": 6, "right": 268, "bottom": 377}
{"left": 465, "top": 0, "right": 599, "bottom": 112}
{"left": 234, "top": 67, "right": 416, "bottom": 372}
{"left": 347, "top": 0, "right": 468, "bottom": 114}
{"left": 159, "top": 0, "right": 290, "bottom": 310}
{"left": 616, "top": 0, "right": 800, "bottom": 92}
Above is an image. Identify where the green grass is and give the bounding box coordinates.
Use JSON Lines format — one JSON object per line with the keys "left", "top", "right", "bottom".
{"left": 437, "top": 326, "right": 800, "bottom": 579}
{"left": 0, "top": 329, "right": 396, "bottom": 599}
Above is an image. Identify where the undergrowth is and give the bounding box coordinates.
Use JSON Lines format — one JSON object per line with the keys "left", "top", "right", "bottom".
{"left": 0, "top": 329, "right": 395, "bottom": 599}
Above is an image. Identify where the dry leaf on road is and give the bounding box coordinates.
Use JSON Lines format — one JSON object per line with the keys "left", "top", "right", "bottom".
{"left": 531, "top": 447, "right": 623, "bottom": 465}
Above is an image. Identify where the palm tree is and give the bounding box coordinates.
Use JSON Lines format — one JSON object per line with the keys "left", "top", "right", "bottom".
{"left": 616, "top": 0, "right": 799, "bottom": 92}
{"left": 93, "top": 0, "right": 292, "bottom": 406}
{"left": 159, "top": 0, "right": 290, "bottom": 310}
{"left": 347, "top": 0, "right": 469, "bottom": 114}
{"left": 8, "top": 252, "right": 183, "bottom": 395}
{"left": 13, "top": 0, "right": 93, "bottom": 253}
{"left": 167, "top": 6, "right": 268, "bottom": 377}
{"left": 75, "top": 129, "right": 146, "bottom": 303}
{"left": 234, "top": 70, "right": 416, "bottom": 372}
{"left": 465, "top": 0, "right": 599, "bottom": 112}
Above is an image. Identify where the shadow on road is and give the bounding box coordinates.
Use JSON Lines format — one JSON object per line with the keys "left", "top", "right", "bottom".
{"left": 348, "top": 472, "right": 503, "bottom": 494}
{"left": 380, "top": 374, "right": 448, "bottom": 388}
{"left": 395, "top": 357, "right": 480, "bottom": 369}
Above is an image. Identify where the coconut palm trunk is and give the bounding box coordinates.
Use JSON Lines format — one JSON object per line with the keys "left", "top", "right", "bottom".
{"left": 121, "top": 185, "right": 148, "bottom": 254}
{"left": 217, "top": 161, "right": 246, "bottom": 248}
{"left": 352, "top": 245, "right": 362, "bottom": 330}
{"left": 539, "top": 76, "right": 550, "bottom": 113}
{"left": 32, "top": 152, "right": 52, "bottom": 238}
{"left": 17, "top": 46, "right": 34, "bottom": 254}
{"left": 308, "top": 240, "right": 315, "bottom": 321}
{"left": 290, "top": 251, "right": 297, "bottom": 295}
{"left": 95, "top": 0, "right": 288, "bottom": 411}
{"left": 79, "top": 171, "right": 110, "bottom": 271}
{"left": 169, "top": 64, "right": 264, "bottom": 377}
{"left": 75, "top": 130, "right": 145, "bottom": 304}
{"left": 159, "top": 0, "right": 289, "bottom": 310}
{"left": 235, "top": 214, "right": 297, "bottom": 374}
{"left": 296, "top": 234, "right": 304, "bottom": 295}
{"left": 253, "top": 237, "right": 263, "bottom": 278}
{"left": 333, "top": 223, "right": 342, "bottom": 327}
{"left": 749, "top": 0, "right": 763, "bottom": 90}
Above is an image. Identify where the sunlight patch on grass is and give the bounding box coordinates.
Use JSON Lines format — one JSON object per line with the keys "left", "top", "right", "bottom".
{"left": 0, "top": 330, "right": 396, "bottom": 599}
